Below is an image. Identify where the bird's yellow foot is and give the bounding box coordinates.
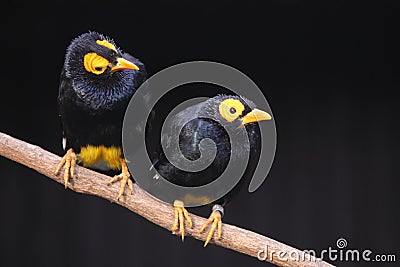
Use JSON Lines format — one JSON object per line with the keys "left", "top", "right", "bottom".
{"left": 54, "top": 148, "right": 77, "bottom": 189}
{"left": 107, "top": 159, "right": 133, "bottom": 201}
{"left": 171, "top": 200, "right": 193, "bottom": 241}
{"left": 199, "top": 204, "right": 224, "bottom": 247}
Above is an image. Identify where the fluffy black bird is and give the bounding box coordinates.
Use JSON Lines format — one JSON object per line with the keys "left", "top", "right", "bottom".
{"left": 148, "top": 94, "right": 271, "bottom": 246}
{"left": 55, "top": 31, "right": 147, "bottom": 199}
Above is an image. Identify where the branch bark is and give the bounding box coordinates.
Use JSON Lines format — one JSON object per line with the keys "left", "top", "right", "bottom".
{"left": 0, "top": 132, "right": 334, "bottom": 267}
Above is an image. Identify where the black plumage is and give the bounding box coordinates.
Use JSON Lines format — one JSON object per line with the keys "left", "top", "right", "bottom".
{"left": 148, "top": 94, "right": 271, "bottom": 245}
{"left": 55, "top": 31, "right": 147, "bottom": 199}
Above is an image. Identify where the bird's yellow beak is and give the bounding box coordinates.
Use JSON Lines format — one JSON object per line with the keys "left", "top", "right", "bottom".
{"left": 111, "top": 58, "right": 139, "bottom": 72}
{"left": 241, "top": 109, "right": 272, "bottom": 125}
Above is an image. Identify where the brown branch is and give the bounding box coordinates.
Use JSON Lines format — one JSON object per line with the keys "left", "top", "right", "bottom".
{"left": 0, "top": 132, "right": 334, "bottom": 267}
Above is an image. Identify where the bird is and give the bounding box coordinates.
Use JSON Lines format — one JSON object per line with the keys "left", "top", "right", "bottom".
{"left": 54, "top": 31, "right": 147, "bottom": 200}
{"left": 147, "top": 94, "right": 272, "bottom": 246}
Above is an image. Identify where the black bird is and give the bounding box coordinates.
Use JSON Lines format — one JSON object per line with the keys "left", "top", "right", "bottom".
{"left": 148, "top": 94, "right": 271, "bottom": 246}
{"left": 55, "top": 31, "right": 147, "bottom": 199}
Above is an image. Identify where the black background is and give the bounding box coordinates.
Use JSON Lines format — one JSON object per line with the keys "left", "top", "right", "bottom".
{"left": 0, "top": 1, "right": 398, "bottom": 266}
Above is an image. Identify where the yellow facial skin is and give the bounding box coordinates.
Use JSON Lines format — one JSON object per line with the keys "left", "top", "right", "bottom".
{"left": 219, "top": 99, "right": 245, "bottom": 122}
{"left": 96, "top": 39, "right": 117, "bottom": 52}
{"left": 83, "top": 53, "right": 110, "bottom": 75}
{"left": 219, "top": 98, "right": 272, "bottom": 125}
{"left": 83, "top": 39, "right": 139, "bottom": 75}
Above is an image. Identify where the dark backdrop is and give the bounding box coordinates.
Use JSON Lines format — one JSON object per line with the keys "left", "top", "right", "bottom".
{"left": 0, "top": 1, "right": 398, "bottom": 267}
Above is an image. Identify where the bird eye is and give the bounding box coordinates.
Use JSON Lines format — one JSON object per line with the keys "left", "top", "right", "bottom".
{"left": 219, "top": 99, "right": 245, "bottom": 122}
{"left": 84, "top": 53, "right": 110, "bottom": 75}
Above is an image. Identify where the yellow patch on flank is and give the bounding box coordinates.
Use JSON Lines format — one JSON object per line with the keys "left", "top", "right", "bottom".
{"left": 183, "top": 194, "right": 212, "bottom": 206}
{"left": 79, "top": 145, "right": 122, "bottom": 170}
{"left": 96, "top": 39, "right": 117, "bottom": 52}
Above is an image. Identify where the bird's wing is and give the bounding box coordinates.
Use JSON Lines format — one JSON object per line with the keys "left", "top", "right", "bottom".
{"left": 57, "top": 68, "right": 72, "bottom": 151}
{"left": 159, "top": 103, "right": 202, "bottom": 151}
{"left": 150, "top": 103, "right": 205, "bottom": 173}
{"left": 57, "top": 69, "right": 70, "bottom": 104}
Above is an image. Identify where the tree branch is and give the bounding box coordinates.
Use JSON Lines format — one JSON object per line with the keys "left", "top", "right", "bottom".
{"left": 0, "top": 132, "right": 333, "bottom": 267}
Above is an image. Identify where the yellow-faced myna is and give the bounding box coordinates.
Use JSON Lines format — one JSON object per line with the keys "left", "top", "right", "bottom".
{"left": 149, "top": 94, "right": 271, "bottom": 246}
{"left": 54, "top": 31, "right": 146, "bottom": 200}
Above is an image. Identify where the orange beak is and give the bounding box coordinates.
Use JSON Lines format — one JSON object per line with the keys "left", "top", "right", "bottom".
{"left": 111, "top": 57, "right": 139, "bottom": 72}
{"left": 241, "top": 109, "right": 272, "bottom": 125}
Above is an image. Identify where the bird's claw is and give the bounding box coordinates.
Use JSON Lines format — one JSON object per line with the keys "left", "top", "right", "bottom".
{"left": 108, "top": 159, "right": 132, "bottom": 201}
{"left": 171, "top": 200, "right": 193, "bottom": 241}
{"left": 54, "top": 148, "right": 76, "bottom": 188}
{"left": 199, "top": 210, "right": 222, "bottom": 247}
